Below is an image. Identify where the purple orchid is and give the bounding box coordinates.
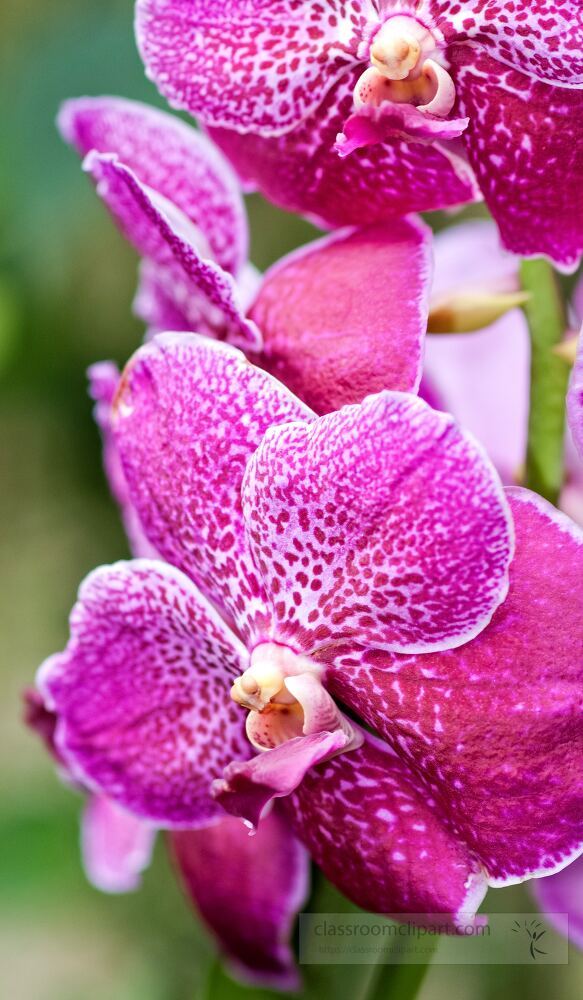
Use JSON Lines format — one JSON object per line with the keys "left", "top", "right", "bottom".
{"left": 59, "top": 96, "right": 433, "bottom": 413}
{"left": 568, "top": 331, "right": 583, "bottom": 463}
{"left": 136, "top": 0, "right": 583, "bottom": 268}
{"left": 35, "top": 334, "right": 583, "bottom": 956}
{"left": 424, "top": 220, "right": 583, "bottom": 523}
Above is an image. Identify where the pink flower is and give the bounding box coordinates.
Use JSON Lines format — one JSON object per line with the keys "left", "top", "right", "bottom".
{"left": 35, "top": 335, "right": 582, "bottom": 941}
{"left": 60, "top": 96, "right": 433, "bottom": 412}
{"left": 136, "top": 0, "right": 583, "bottom": 267}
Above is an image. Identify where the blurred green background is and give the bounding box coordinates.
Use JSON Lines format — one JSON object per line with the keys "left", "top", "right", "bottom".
{"left": 0, "top": 2, "right": 581, "bottom": 998}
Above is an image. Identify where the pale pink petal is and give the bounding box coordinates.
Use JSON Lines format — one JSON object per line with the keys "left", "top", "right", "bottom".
{"left": 327, "top": 490, "right": 583, "bottom": 885}
{"left": 81, "top": 794, "right": 156, "bottom": 893}
{"left": 533, "top": 857, "right": 583, "bottom": 950}
{"left": 451, "top": 47, "right": 583, "bottom": 270}
{"left": 113, "top": 334, "right": 313, "bottom": 642}
{"left": 171, "top": 807, "right": 309, "bottom": 989}
{"left": 286, "top": 733, "right": 487, "bottom": 923}
{"left": 136, "top": 0, "right": 372, "bottom": 135}
{"left": 250, "top": 219, "right": 432, "bottom": 413}
{"left": 38, "top": 561, "right": 250, "bottom": 827}
{"left": 424, "top": 0, "right": 583, "bottom": 87}
{"left": 84, "top": 153, "right": 260, "bottom": 349}
{"left": 242, "top": 391, "right": 513, "bottom": 655}
{"left": 429, "top": 219, "right": 521, "bottom": 302}
{"left": 567, "top": 330, "right": 583, "bottom": 459}
{"left": 58, "top": 96, "right": 248, "bottom": 275}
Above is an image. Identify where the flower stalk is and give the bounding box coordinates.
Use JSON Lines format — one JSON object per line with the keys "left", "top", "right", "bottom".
{"left": 521, "top": 259, "right": 570, "bottom": 505}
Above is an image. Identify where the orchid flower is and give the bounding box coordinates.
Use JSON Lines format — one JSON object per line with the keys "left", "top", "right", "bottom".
{"left": 136, "top": 0, "right": 583, "bottom": 268}
{"left": 60, "top": 96, "right": 434, "bottom": 411}
{"left": 26, "top": 662, "right": 309, "bottom": 990}
{"left": 35, "top": 335, "right": 583, "bottom": 950}
{"left": 424, "top": 220, "right": 583, "bottom": 524}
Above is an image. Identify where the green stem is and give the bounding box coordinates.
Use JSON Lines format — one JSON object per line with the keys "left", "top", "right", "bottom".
{"left": 361, "top": 939, "right": 438, "bottom": 1000}
{"left": 520, "top": 259, "right": 570, "bottom": 505}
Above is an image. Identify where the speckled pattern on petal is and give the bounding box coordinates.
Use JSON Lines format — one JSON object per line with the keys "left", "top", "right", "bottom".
{"left": 38, "top": 560, "right": 251, "bottom": 826}
{"left": 136, "top": 0, "right": 373, "bottom": 135}
{"left": 59, "top": 96, "right": 248, "bottom": 275}
{"left": 326, "top": 490, "right": 583, "bottom": 884}
{"left": 424, "top": 0, "right": 583, "bottom": 87}
{"left": 451, "top": 47, "right": 583, "bottom": 269}
{"left": 113, "top": 335, "right": 314, "bottom": 642}
{"left": 243, "top": 391, "right": 513, "bottom": 655}
{"left": 84, "top": 153, "right": 260, "bottom": 348}
{"left": 287, "top": 734, "right": 487, "bottom": 921}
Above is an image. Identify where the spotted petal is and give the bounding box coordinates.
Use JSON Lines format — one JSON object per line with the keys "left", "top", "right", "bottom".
{"left": 286, "top": 734, "right": 487, "bottom": 922}
{"left": 136, "top": 0, "right": 372, "bottom": 136}
{"left": 209, "top": 68, "right": 480, "bottom": 228}
{"left": 171, "top": 808, "right": 309, "bottom": 989}
{"left": 58, "top": 96, "right": 248, "bottom": 275}
{"left": 37, "top": 561, "right": 250, "bottom": 826}
{"left": 424, "top": 0, "right": 583, "bottom": 87}
{"left": 81, "top": 795, "right": 156, "bottom": 893}
{"left": 250, "top": 219, "right": 432, "bottom": 413}
{"left": 242, "top": 391, "right": 513, "bottom": 655}
{"left": 83, "top": 152, "right": 260, "bottom": 348}
{"left": 451, "top": 47, "right": 583, "bottom": 269}
{"left": 113, "top": 335, "right": 314, "bottom": 641}
{"left": 327, "top": 490, "right": 583, "bottom": 884}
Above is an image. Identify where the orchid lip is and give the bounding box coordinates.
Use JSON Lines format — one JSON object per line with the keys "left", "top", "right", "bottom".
{"left": 355, "top": 14, "right": 455, "bottom": 119}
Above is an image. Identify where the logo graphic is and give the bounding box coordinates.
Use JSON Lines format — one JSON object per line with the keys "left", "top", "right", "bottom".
{"left": 512, "top": 919, "right": 548, "bottom": 960}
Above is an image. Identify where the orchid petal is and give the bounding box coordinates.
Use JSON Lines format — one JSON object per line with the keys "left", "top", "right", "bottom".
{"left": 171, "top": 807, "right": 309, "bottom": 989}
{"left": 287, "top": 733, "right": 487, "bottom": 923}
{"left": 113, "top": 335, "right": 313, "bottom": 641}
{"left": 83, "top": 152, "right": 261, "bottom": 349}
{"left": 38, "top": 560, "right": 250, "bottom": 827}
{"left": 567, "top": 330, "right": 583, "bottom": 459}
{"left": 250, "top": 219, "right": 432, "bottom": 413}
{"left": 242, "top": 391, "right": 513, "bottom": 655}
{"left": 424, "top": 0, "right": 583, "bottom": 87}
{"left": 533, "top": 857, "right": 583, "bottom": 949}
{"left": 327, "top": 490, "right": 583, "bottom": 884}
{"left": 209, "top": 68, "right": 480, "bottom": 228}
{"left": 136, "top": 0, "right": 372, "bottom": 136}
{"left": 451, "top": 47, "right": 583, "bottom": 270}
{"left": 88, "top": 362, "right": 159, "bottom": 558}
{"left": 336, "top": 103, "right": 468, "bottom": 156}
{"left": 81, "top": 795, "right": 156, "bottom": 893}
{"left": 58, "top": 96, "right": 248, "bottom": 275}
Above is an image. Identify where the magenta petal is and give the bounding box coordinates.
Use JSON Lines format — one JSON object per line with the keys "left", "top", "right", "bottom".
{"left": 136, "top": 0, "right": 366, "bottom": 136}
{"left": 243, "top": 391, "right": 513, "bottom": 654}
{"left": 81, "top": 794, "right": 155, "bottom": 893}
{"left": 213, "top": 730, "right": 351, "bottom": 827}
{"left": 83, "top": 152, "right": 260, "bottom": 349}
{"left": 533, "top": 857, "right": 583, "bottom": 950}
{"left": 209, "top": 69, "right": 479, "bottom": 228}
{"left": 287, "top": 734, "right": 487, "bottom": 922}
{"left": 452, "top": 47, "right": 583, "bottom": 269}
{"left": 328, "top": 489, "right": 583, "bottom": 884}
{"left": 171, "top": 807, "right": 309, "bottom": 989}
{"left": 426, "top": 0, "right": 583, "bottom": 87}
{"left": 337, "top": 104, "right": 468, "bottom": 156}
{"left": 250, "top": 219, "right": 431, "bottom": 413}
{"left": 567, "top": 330, "right": 583, "bottom": 459}
{"left": 58, "top": 96, "right": 248, "bottom": 275}
{"left": 38, "top": 561, "right": 250, "bottom": 826}
{"left": 134, "top": 260, "right": 195, "bottom": 336}
{"left": 113, "top": 335, "right": 313, "bottom": 641}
